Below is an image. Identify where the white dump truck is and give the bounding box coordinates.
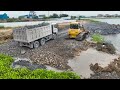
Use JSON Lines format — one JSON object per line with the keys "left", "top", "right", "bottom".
{"left": 13, "top": 22, "right": 58, "bottom": 48}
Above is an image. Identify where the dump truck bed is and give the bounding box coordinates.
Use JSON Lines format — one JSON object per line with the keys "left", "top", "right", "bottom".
{"left": 13, "top": 24, "right": 52, "bottom": 43}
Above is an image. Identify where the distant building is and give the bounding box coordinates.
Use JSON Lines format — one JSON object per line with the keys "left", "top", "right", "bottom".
{"left": 0, "top": 13, "right": 9, "bottom": 20}
{"left": 104, "top": 14, "right": 111, "bottom": 17}
{"left": 19, "top": 11, "right": 37, "bottom": 19}
{"left": 114, "top": 14, "right": 119, "bottom": 17}
{"left": 38, "top": 15, "right": 45, "bottom": 19}
{"left": 90, "top": 16, "right": 96, "bottom": 18}
{"left": 97, "top": 14, "right": 104, "bottom": 17}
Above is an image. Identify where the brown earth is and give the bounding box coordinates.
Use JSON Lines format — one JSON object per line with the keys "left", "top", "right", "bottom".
{"left": 90, "top": 57, "right": 120, "bottom": 79}
{"left": 0, "top": 29, "right": 13, "bottom": 44}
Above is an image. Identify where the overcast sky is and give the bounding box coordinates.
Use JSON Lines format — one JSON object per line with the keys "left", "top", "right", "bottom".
{"left": 0, "top": 11, "right": 120, "bottom": 18}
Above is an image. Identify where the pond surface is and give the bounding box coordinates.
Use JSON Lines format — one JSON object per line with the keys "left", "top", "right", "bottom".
{"left": 68, "top": 48, "right": 119, "bottom": 79}
{"left": 103, "top": 34, "right": 120, "bottom": 53}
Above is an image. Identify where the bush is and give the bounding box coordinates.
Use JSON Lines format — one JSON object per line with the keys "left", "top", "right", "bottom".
{"left": 92, "top": 34, "right": 104, "bottom": 43}
{"left": 49, "top": 13, "right": 59, "bottom": 18}
{"left": 0, "top": 54, "right": 80, "bottom": 79}
{"left": 0, "top": 25, "right": 5, "bottom": 29}
{"left": 60, "top": 14, "right": 69, "bottom": 17}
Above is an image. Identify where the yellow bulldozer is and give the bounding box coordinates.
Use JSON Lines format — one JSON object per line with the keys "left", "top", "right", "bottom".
{"left": 67, "top": 22, "right": 89, "bottom": 41}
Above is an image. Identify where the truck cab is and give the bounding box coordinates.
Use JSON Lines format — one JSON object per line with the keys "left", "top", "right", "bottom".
{"left": 51, "top": 23, "right": 58, "bottom": 34}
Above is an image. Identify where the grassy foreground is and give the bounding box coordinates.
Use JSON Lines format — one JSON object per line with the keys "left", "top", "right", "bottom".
{"left": 0, "top": 54, "right": 80, "bottom": 79}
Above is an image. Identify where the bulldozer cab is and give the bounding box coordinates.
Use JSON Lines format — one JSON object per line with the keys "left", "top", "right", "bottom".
{"left": 68, "top": 22, "right": 89, "bottom": 40}
{"left": 70, "top": 22, "right": 79, "bottom": 29}
{"left": 70, "top": 23, "right": 79, "bottom": 29}
{"left": 70, "top": 22, "right": 84, "bottom": 30}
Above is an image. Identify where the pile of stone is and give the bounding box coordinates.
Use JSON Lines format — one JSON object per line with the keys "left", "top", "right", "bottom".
{"left": 15, "top": 22, "right": 50, "bottom": 30}
{"left": 84, "top": 22, "right": 120, "bottom": 35}
{"left": 12, "top": 58, "right": 46, "bottom": 70}
{"left": 29, "top": 50, "right": 72, "bottom": 70}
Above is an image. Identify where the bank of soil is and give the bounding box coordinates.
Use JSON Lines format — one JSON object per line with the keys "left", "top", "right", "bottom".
{"left": 89, "top": 42, "right": 116, "bottom": 54}
{"left": 90, "top": 57, "right": 120, "bottom": 79}
{"left": 0, "top": 29, "right": 13, "bottom": 44}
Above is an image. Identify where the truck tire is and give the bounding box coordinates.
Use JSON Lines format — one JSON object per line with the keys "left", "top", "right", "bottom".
{"left": 33, "top": 41, "right": 40, "bottom": 48}
{"left": 52, "top": 33, "right": 57, "bottom": 40}
{"left": 40, "top": 38, "right": 46, "bottom": 46}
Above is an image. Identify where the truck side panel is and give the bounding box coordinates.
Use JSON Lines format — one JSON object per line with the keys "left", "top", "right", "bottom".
{"left": 13, "top": 28, "right": 28, "bottom": 42}
{"left": 27, "top": 25, "right": 52, "bottom": 43}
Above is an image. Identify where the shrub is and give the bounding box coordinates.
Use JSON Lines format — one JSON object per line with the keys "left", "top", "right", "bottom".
{"left": 0, "top": 25, "right": 5, "bottom": 29}
{"left": 0, "top": 54, "right": 80, "bottom": 79}
{"left": 91, "top": 34, "right": 104, "bottom": 43}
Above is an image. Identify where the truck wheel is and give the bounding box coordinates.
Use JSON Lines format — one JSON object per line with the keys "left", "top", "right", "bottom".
{"left": 52, "top": 33, "right": 57, "bottom": 40}
{"left": 40, "top": 38, "right": 46, "bottom": 46}
{"left": 33, "top": 41, "right": 40, "bottom": 48}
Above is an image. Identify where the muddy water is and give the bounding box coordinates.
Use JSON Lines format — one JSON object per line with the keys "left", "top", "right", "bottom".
{"left": 103, "top": 34, "right": 120, "bottom": 53}
{"left": 68, "top": 48, "right": 119, "bottom": 79}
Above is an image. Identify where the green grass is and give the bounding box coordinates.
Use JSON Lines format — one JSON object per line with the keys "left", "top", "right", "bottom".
{"left": 0, "top": 25, "right": 13, "bottom": 29}
{"left": 0, "top": 54, "right": 80, "bottom": 79}
{"left": 91, "top": 34, "right": 104, "bottom": 43}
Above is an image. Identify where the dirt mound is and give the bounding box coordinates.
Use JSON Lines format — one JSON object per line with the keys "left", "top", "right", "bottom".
{"left": 0, "top": 29, "right": 13, "bottom": 44}
{"left": 96, "top": 42, "right": 116, "bottom": 54}
{"left": 90, "top": 57, "right": 120, "bottom": 79}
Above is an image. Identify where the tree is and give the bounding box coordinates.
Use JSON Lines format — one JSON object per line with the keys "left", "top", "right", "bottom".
{"left": 49, "top": 13, "right": 59, "bottom": 18}
{"left": 71, "top": 16, "right": 76, "bottom": 19}
{"left": 33, "top": 16, "right": 38, "bottom": 19}
{"left": 60, "top": 14, "right": 69, "bottom": 17}
{"left": 43, "top": 16, "right": 49, "bottom": 19}
{"left": 7, "top": 18, "right": 20, "bottom": 22}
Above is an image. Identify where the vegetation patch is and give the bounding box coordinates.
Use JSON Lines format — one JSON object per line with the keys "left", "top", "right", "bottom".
{"left": 91, "top": 34, "right": 104, "bottom": 43}
{"left": 0, "top": 54, "right": 80, "bottom": 79}
{"left": 0, "top": 25, "right": 5, "bottom": 29}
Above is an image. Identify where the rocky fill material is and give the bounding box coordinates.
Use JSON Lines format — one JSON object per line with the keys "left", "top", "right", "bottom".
{"left": 12, "top": 59, "right": 47, "bottom": 70}
{"left": 0, "top": 34, "right": 91, "bottom": 70}
{"left": 83, "top": 22, "right": 120, "bottom": 35}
